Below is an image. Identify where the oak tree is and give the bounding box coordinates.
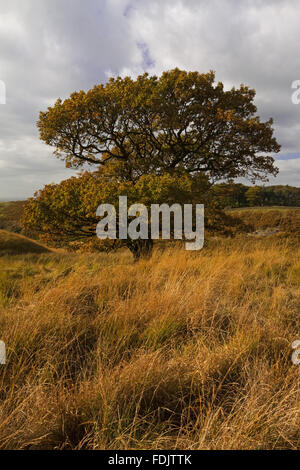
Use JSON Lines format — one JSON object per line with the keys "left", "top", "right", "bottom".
{"left": 38, "top": 68, "right": 280, "bottom": 183}
{"left": 25, "top": 69, "right": 280, "bottom": 258}
{"left": 22, "top": 171, "right": 220, "bottom": 259}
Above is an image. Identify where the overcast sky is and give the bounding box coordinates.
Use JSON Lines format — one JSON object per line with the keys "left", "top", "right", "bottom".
{"left": 0, "top": 0, "right": 299, "bottom": 200}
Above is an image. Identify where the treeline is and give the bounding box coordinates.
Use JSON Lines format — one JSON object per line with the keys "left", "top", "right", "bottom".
{"left": 212, "top": 184, "right": 300, "bottom": 208}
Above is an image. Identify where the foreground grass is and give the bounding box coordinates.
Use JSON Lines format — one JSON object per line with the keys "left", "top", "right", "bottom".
{"left": 0, "top": 236, "right": 299, "bottom": 449}
{"left": 0, "top": 230, "right": 52, "bottom": 256}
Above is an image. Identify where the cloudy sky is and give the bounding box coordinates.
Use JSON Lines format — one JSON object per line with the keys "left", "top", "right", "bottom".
{"left": 0, "top": 0, "right": 299, "bottom": 200}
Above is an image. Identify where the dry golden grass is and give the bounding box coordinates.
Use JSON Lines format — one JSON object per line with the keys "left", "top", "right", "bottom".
{"left": 230, "top": 207, "right": 300, "bottom": 235}
{"left": 0, "top": 235, "right": 299, "bottom": 449}
{"left": 0, "top": 230, "right": 52, "bottom": 256}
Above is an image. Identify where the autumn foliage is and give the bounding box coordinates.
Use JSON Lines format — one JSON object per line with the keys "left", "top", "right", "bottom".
{"left": 38, "top": 68, "right": 280, "bottom": 183}
{"left": 22, "top": 170, "right": 246, "bottom": 258}
{"left": 22, "top": 69, "right": 281, "bottom": 254}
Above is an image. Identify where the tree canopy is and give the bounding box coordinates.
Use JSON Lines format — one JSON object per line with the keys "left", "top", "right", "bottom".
{"left": 22, "top": 170, "right": 244, "bottom": 259}
{"left": 38, "top": 68, "right": 280, "bottom": 183}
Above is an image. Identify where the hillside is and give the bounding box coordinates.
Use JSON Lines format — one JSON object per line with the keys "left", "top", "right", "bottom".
{"left": 0, "top": 234, "right": 299, "bottom": 449}
{"left": 0, "top": 202, "right": 299, "bottom": 449}
{"left": 0, "top": 230, "right": 52, "bottom": 256}
{"left": 229, "top": 207, "right": 300, "bottom": 235}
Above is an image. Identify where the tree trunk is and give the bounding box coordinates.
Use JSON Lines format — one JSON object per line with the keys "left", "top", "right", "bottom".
{"left": 127, "top": 239, "right": 153, "bottom": 261}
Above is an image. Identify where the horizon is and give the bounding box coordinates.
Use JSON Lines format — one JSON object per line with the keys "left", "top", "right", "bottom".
{"left": 1, "top": 181, "right": 300, "bottom": 203}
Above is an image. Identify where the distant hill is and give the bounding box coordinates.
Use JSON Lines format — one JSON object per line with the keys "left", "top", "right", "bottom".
{"left": 0, "top": 229, "right": 52, "bottom": 256}
{"left": 229, "top": 206, "right": 300, "bottom": 236}
{"left": 0, "top": 201, "right": 27, "bottom": 233}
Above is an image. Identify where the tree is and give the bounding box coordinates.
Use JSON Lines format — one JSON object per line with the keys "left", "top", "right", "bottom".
{"left": 245, "top": 186, "right": 264, "bottom": 206}
{"left": 22, "top": 171, "right": 202, "bottom": 258}
{"left": 28, "top": 69, "right": 280, "bottom": 258}
{"left": 38, "top": 68, "right": 280, "bottom": 183}
{"left": 212, "top": 183, "right": 300, "bottom": 208}
{"left": 22, "top": 170, "right": 245, "bottom": 260}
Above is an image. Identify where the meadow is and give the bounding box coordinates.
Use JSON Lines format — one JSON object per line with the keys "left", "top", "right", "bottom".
{"left": 0, "top": 207, "right": 299, "bottom": 449}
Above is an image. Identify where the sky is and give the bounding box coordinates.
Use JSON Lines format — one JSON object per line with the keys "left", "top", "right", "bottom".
{"left": 0, "top": 0, "right": 300, "bottom": 200}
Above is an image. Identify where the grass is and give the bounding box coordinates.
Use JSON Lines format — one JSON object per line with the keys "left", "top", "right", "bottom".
{"left": 0, "top": 230, "right": 52, "bottom": 256}
{"left": 0, "top": 232, "right": 299, "bottom": 449}
{"left": 228, "top": 206, "right": 300, "bottom": 212}
{"left": 230, "top": 207, "right": 300, "bottom": 235}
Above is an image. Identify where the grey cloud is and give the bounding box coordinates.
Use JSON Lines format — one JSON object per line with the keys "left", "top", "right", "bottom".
{"left": 0, "top": 0, "right": 299, "bottom": 200}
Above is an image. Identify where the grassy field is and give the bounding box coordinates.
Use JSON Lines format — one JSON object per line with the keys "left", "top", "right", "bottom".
{"left": 228, "top": 206, "right": 300, "bottom": 212}
{"left": 0, "top": 222, "right": 299, "bottom": 449}
{"left": 229, "top": 207, "right": 300, "bottom": 235}
{"left": 0, "top": 230, "right": 52, "bottom": 256}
